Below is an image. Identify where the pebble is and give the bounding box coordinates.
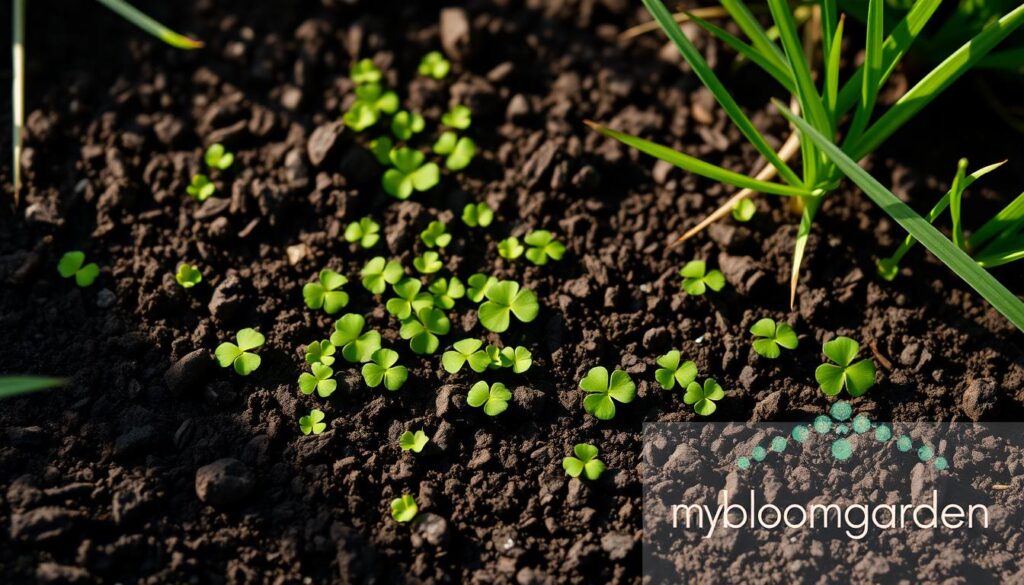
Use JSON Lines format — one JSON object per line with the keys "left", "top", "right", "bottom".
{"left": 195, "top": 458, "right": 254, "bottom": 508}
{"left": 961, "top": 377, "right": 997, "bottom": 421}
{"left": 412, "top": 513, "right": 448, "bottom": 547}
{"left": 163, "top": 349, "right": 214, "bottom": 395}
{"left": 440, "top": 8, "right": 471, "bottom": 60}
{"left": 96, "top": 289, "right": 116, "bottom": 309}
{"left": 307, "top": 121, "right": 343, "bottom": 167}
{"left": 208, "top": 274, "right": 245, "bottom": 322}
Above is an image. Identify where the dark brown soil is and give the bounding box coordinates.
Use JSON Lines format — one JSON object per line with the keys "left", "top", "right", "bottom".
{"left": 1, "top": 1, "right": 1022, "bottom": 583}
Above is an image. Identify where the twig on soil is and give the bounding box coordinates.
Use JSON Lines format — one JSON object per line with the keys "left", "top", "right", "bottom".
{"left": 868, "top": 341, "right": 893, "bottom": 371}
{"left": 619, "top": 6, "right": 733, "bottom": 42}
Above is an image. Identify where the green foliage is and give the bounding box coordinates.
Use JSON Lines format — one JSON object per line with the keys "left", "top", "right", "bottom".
{"left": 684, "top": 378, "right": 725, "bottom": 416}
{"left": 732, "top": 198, "right": 756, "bottom": 222}
{"left": 305, "top": 340, "right": 336, "bottom": 367}
{"left": 399, "top": 307, "right": 450, "bottom": 354}
{"left": 418, "top": 51, "right": 451, "bottom": 79}
{"left": 330, "top": 314, "right": 382, "bottom": 363}
{"left": 441, "top": 339, "right": 532, "bottom": 374}
{"left": 343, "top": 83, "right": 399, "bottom": 132}
{"left": 467, "top": 381, "right": 512, "bottom": 416}
{"left": 302, "top": 269, "right": 350, "bottom": 314}
{"left": 524, "top": 230, "right": 566, "bottom": 265}
{"left": 441, "top": 105, "right": 472, "bottom": 129}
{"left": 369, "top": 136, "right": 394, "bottom": 165}
{"left": 350, "top": 58, "right": 382, "bottom": 85}
{"left": 344, "top": 217, "right": 381, "bottom": 248}
{"left": 413, "top": 251, "right": 443, "bottom": 274}
{"left": 466, "top": 274, "right": 498, "bottom": 303}
{"left": 361, "top": 348, "right": 409, "bottom": 391}
{"left": 386, "top": 277, "right": 434, "bottom": 319}
{"left": 382, "top": 147, "right": 440, "bottom": 199}
{"left": 421, "top": 221, "right": 451, "bottom": 248}
{"left": 299, "top": 363, "right": 337, "bottom": 398}
{"left": 814, "top": 336, "right": 877, "bottom": 397}
{"left": 478, "top": 280, "right": 539, "bottom": 332}
{"left": 432, "top": 132, "right": 476, "bottom": 171}
{"left": 497, "top": 237, "right": 524, "bottom": 260}
{"left": 750, "top": 318, "right": 799, "bottom": 358}
{"left": 57, "top": 252, "right": 99, "bottom": 287}
{"left": 204, "top": 143, "right": 234, "bottom": 170}
{"left": 462, "top": 203, "right": 494, "bottom": 228}
{"left": 654, "top": 350, "right": 698, "bottom": 390}
{"left": 441, "top": 339, "right": 484, "bottom": 374}
{"left": 186, "top": 174, "right": 215, "bottom": 201}
{"left": 562, "top": 444, "right": 606, "bottom": 480}
{"left": 679, "top": 260, "right": 726, "bottom": 295}
{"left": 400, "top": 430, "right": 430, "bottom": 452}
{"left": 299, "top": 409, "right": 326, "bottom": 435}
{"left": 361, "top": 257, "right": 404, "bottom": 294}
{"left": 428, "top": 277, "right": 464, "bottom": 309}
{"left": 579, "top": 367, "right": 636, "bottom": 420}
{"left": 175, "top": 263, "right": 202, "bottom": 288}
{"left": 391, "top": 110, "right": 425, "bottom": 141}
{"left": 0, "top": 376, "right": 67, "bottom": 400}
{"left": 391, "top": 494, "right": 418, "bottom": 523}
{"left": 215, "top": 328, "right": 265, "bottom": 376}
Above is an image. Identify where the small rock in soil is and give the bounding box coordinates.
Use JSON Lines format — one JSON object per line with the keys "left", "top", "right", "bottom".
{"left": 565, "top": 478, "right": 589, "bottom": 508}
{"left": 36, "top": 562, "right": 91, "bottom": 584}
{"left": 642, "top": 327, "right": 669, "bottom": 352}
{"left": 307, "top": 121, "right": 343, "bottom": 167}
{"left": 961, "top": 377, "right": 998, "bottom": 421}
{"left": 10, "top": 506, "right": 83, "bottom": 542}
{"left": 751, "top": 390, "right": 784, "bottom": 422}
{"left": 95, "top": 289, "right": 116, "bottom": 309}
{"left": 412, "top": 512, "right": 448, "bottom": 547}
{"left": 195, "top": 458, "right": 254, "bottom": 508}
{"left": 600, "top": 532, "right": 635, "bottom": 561}
{"left": 506, "top": 94, "right": 531, "bottom": 122}
{"left": 440, "top": 8, "right": 471, "bottom": 60}
{"left": 208, "top": 274, "right": 245, "bottom": 322}
{"left": 163, "top": 349, "right": 214, "bottom": 395}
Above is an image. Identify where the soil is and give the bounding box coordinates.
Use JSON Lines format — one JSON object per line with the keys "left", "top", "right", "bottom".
{"left": 1, "top": 0, "right": 1023, "bottom": 583}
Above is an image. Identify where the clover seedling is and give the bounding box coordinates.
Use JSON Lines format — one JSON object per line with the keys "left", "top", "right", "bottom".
{"left": 428, "top": 277, "right": 464, "bottom": 309}
{"left": 369, "top": 136, "right": 394, "bottom": 165}
{"left": 344, "top": 217, "right": 381, "bottom": 248}
{"left": 466, "top": 273, "right": 498, "bottom": 303}
{"left": 501, "top": 346, "right": 532, "bottom": 374}
{"left": 57, "top": 251, "right": 99, "bottom": 287}
{"left": 680, "top": 260, "right": 726, "bottom": 295}
{"left": 750, "top": 318, "right": 799, "bottom": 359}
{"left": 654, "top": 350, "right": 697, "bottom": 390}
{"left": 204, "top": 143, "right": 234, "bottom": 171}
{"left": 343, "top": 83, "right": 399, "bottom": 132}
{"left": 524, "top": 230, "right": 566, "bottom": 265}
{"left": 498, "top": 237, "right": 524, "bottom": 260}
{"left": 562, "top": 444, "right": 605, "bottom": 480}
{"left": 400, "top": 430, "right": 429, "bottom": 453}
{"left": 421, "top": 221, "right": 451, "bottom": 248}
{"left": 175, "top": 263, "right": 202, "bottom": 288}
{"left": 462, "top": 203, "right": 494, "bottom": 228}
{"left": 299, "top": 409, "right": 326, "bottom": 435}
{"left": 305, "top": 340, "right": 336, "bottom": 366}
{"left": 299, "top": 363, "right": 337, "bottom": 398}
{"left": 467, "top": 381, "right": 512, "bottom": 416}
{"left": 418, "top": 51, "right": 450, "bottom": 79}
{"left": 579, "top": 366, "right": 636, "bottom": 420}
{"left": 391, "top": 110, "right": 426, "bottom": 141}
{"left": 361, "top": 257, "right": 404, "bottom": 294}
{"left": 391, "top": 494, "right": 418, "bottom": 523}
{"left": 350, "top": 58, "right": 381, "bottom": 85}
{"left": 399, "top": 307, "right": 450, "bottom": 354}
{"left": 413, "top": 251, "right": 443, "bottom": 274}
{"left": 441, "top": 105, "right": 472, "bottom": 129}
{"left": 187, "top": 174, "right": 215, "bottom": 201}
{"left": 361, "top": 348, "right": 409, "bottom": 391}
{"left": 684, "top": 378, "right": 724, "bottom": 416}
{"left": 814, "top": 336, "right": 876, "bottom": 397}
{"left": 330, "top": 314, "right": 382, "bottom": 363}
{"left": 478, "top": 280, "right": 539, "bottom": 333}
{"left": 432, "top": 132, "right": 476, "bottom": 171}
{"left": 303, "top": 269, "right": 349, "bottom": 314}
{"left": 383, "top": 147, "right": 440, "bottom": 200}
{"left": 441, "top": 339, "right": 484, "bottom": 374}
{"left": 732, "top": 198, "right": 755, "bottom": 222}
{"left": 215, "top": 328, "right": 265, "bottom": 376}
{"left": 386, "top": 277, "right": 434, "bottom": 319}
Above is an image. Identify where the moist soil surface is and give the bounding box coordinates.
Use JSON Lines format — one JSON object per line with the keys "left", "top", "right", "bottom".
{"left": 1, "top": 1, "right": 1023, "bottom": 583}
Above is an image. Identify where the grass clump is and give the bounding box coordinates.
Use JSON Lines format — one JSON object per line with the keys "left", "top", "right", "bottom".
{"left": 299, "top": 363, "right": 337, "bottom": 398}
{"left": 391, "top": 494, "right": 418, "bottom": 523}
{"left": 299, "top": 409, "right": 326, "bottom": 435}
{"left": 579, "top": 367, "right": 636, "bottom": 420}
{"left": 684, "top": 378, "right": 725, "bottom": 416}
{"left": 186, "top": 174, "right": 214, "bottom": 201}
{"left": 562, "top": 444, "right": 605, "bottom": 480}
{"left": 204, "top": 143, "right": 233, "bottom": 170}
{"left": 175, "top": 263, "right": 202, "bottom": 289}
{"left": 361, "top": 348, "right": 409, "bottom": 391}
{"left": 215, "top": 328, "right": 265, "bottom": 376}
{"left": 418, "top": 51, "right": 451, "bottom": 79}
{"left": 467, "top": 381, "right": 512, "bottom": 416}
{"left": 57, "top": 252, "right": 99, "bottom": 287}
{"left": 344, "top": 217, "right": 381, "bottom": 248}
{"left": 654, "top": 350, "right": 698, "bottom": 390}
{"left": 814, "top": 336, "right": 876, "bottom": 397}
{"left": 750, "top": 318, "right": 799, "bottom": 358}
{"left": 680, "top": 260, "right": 726, "bottom": 295}
{"left": 383, "top": 147, "right": 440, "bottom": 200}
{"left": 462, "top": 203, "right": 494, "bottom": 228}
{"left": 524, "top": 230, "right": 566, "bottom": 265}
{"left": 400, "top": 430, "right": 429, "bottom": 453}
{"left": 330, "top": 314, "right": 382, "bottom": 363}
{"left": 302, "top": 269, "right": 349, "bottom": 314}
{"left": 420, "top": 221, "right": 451, "bottom": 248}
{"left": 361, "top": 257, "right": 404, "bottom": 294}
{"left": 413, "top": 251, "right": 443, "bottom": 274}
{"left": 478, "top": 281, "right": 539, "bottom": 332}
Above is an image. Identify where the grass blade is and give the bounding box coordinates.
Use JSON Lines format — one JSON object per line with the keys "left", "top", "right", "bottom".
{"left": 685, "top": 12, "right": 796, "bottom": 95}
{"left": 96, "top": 0, "right": 203, "bottom": 49}
{"left": 821, "top": 0, "right": 838, "bottom": 58}
{"left": 720, "top": 0, "right": 789, "bottom": 73}
{"left": 585, "top": 121, "right": 812, "bottom": 197}
{"left": 789, "top": 197, "right": 822, "bottom": 307}
{"left": 0, "top": 376, "right": 67, "bottom": 400}
{"left": 823, "top": 16, "right": 845, "bottom": 125}
{"left": 843, "top": 0, "right": 884, "bottom": 148}
{"left": 12, "top": 0, "right": 24, "bottom": 203}
{"left": 766, "top": 0, "right": 831, "bottom": 138}
{"left": 970, "top": 190, "right": 1024, "bottom": 251}
{"left": 948, "top": 158, "right": 968, "bottom": 250}
{"left": 779, "top": 101, "right": 1024, "bottom": 332}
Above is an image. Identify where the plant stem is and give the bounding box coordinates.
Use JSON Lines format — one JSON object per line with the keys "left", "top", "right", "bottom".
{"left": 96, "top": 0, "right": 203, "bottom": 50}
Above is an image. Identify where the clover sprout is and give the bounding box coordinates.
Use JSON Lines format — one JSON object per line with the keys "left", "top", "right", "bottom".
{"left": 330, "top": 314, "right": 382, "bottom": 363}
{"left": 679, "top": 260, "right": 726, "bottom": 295}
{"left": 299, "top": 363, "right": 337, "bottom": 398}
{"left": 343, "top": 83, "right": 399, "bottom": 132}
{"left": 391, "top": 494, "right": 418, "bottom": 523}
{"left": 524, "top": 230, "right": 565, "bottom": 265}
{"left": 382, "top": 147, "right": 440, "bottom": 199}
{"left": 814, "top": 336, "right": 876, "bottom": 397}
{"left": 418, "top": 51, "right": 450, "bottom": 79}
{"left": 204, "top": 143, "right": 234, "bottom": 170}
{"left": 462, "top": 203, "right": 493, "bottom": 228}
{"left": 361, "top": 257, "right": 404, "bottom": 294}
{"left": 302, "top": 269, "right": 349, "bottom": 314}
{"left": 441, "top": 339, "right": 485, "bottom": 374}
{"left": 361, "top": 348, "right": 409, "bottom": 391}
{"left": 215, "top": 328, "right": 265, "bottom": 376}
{"left": 750, "top": 318, "right": 799, "bottom": 359}
{"left": 344, "top": 217, "right": 381, "bottom": 248}
{"left": 562, "top": 444, "right": 605, "bottom": 480}
{"left": 501, "top": 346, "right": 532, "bottom": 374}
{"left": 654, "top": 350, "right": 697, "bottom": 390}
{"left": 369, "top": 135, "right": 394, "bottom": 165}
{"left": 684, "top": 378, "right": 724, "bottom": 416}
{"left": 579, "top": 366, "right": 635, "bottom": 420}
{"left": 399, "top": 307, "right": 450, "bottom": 354}
{"left": 466, "top": 273, "right": 498, "bottom": 303}
{"left": 400, "top": 430, "right": 429, "bottom": 453}
{"left": 175, "top": 263, "right": 202, "bottom": 288}
{"left": 305, "top": 340, "right": 336, "bottom": 366}
{"left": 299, "top": 409, "right": 326, "bottom": 435}
{"left": 420, "top": 221, "right": 451, "bottom": 248}
{"left": 467, "top": 381, "right": 512, "bottom": 416}
{"left": 413, "top": 251, "right": 443, "bottom": 274}
{"left": 57, "top": 251, "right": 99, "bottom": 287}
{"left": 386, "top": 277, "right": 434, "bottom": 319}
{"left": 350, "top": 58, "right": 381, "bottom": 85}
{"left": 441, "top": 105, "right": 472, "bottom": 129}
{"left": 432, "top": 132, "right": 476, "bottom": 171}
{"left": 732, "top": 198, "right": 755, "bottom": 222}
{"left": 478, "top": 280, "right": 539, "bottom": 332}
{"left": 186, "top": 174, "right": 215, "bottom": 201}
{"left": 498, "top": 237, "right": 524, "bottom": 260}
{"left": 391, "top": 110, "right": 425, "bottom": 141}
{"left": 428, "top": 277, "right": 464, "bottom": 309}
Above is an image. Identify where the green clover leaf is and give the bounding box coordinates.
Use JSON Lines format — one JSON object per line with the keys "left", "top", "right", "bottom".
{"left": 299, "top": 362, "right": 337, "bottom": 398}
{"left": 305, "top": 340, "right": 336, "bottom": 367}
{"left": 413, "top": 251, "right": 443, "bottom": 274}
{"left": 361, "top": 348, "right": 409, "bottom": 391}
{"left": 299, "top": 409, "right": 326, "bottom": 435}
{"left": 679, "top": 260, "right": 726, "bottom": 296}
{"left": 750, "top": 318, "right": 799, "bottom": 359}
{"left": 478, "top": 280, "right": 539, "bottom": 332}
{"left": 330, "top": 314, "right": 382, "bottom": 363}
{"left": 562, "top": 443, "right": 606, "bottom": 480}
{"left": 400, "top": 430, "right": 430, "bottom": 452}
{"left": 382, "top": 147, "right": 440, "bottom": 200}
{"left": 579, "top": 367, "right": 636, "bottom": 420}
{"left": 467, "top": 381, "right": 512, "bottom": 416}
{"left": 302, "top": 269, "right": 350, "bottom": 314}
{"left": 391, "top": 494, "right": 418, "bottom": 523}
{"left": 399, "top": 307, "right": 450, "bottom": 354}
{"left": 498, "top": 237, "right": 524, "bottom": 260}
{"left": 432, "top": 132, "right": 476, "bottom": 171}
{"left": 57, "top": 251, "right": 100, "bottom": 287}
{"left": 343, "top": 83, "right": 399, "bottom": 132}
{"left": 420, "top": 221, "right": 451, "bottom": 248}
{"left": 814, "top": 336, "right": 876, "bottom": 397}
{"left": 386, "top": 277, "right": 434, "bottom": 319}
{"left": 428, "top": 276, "right": 465, "bottom": 309}
{"left": 441, "top": 338, "right": 484, "bottom": 374}
{"left": 391, "top": 110, "right": 426, "bottom": 141}
{"left": 175, "top": 263, "right": 202, "bottom": 289}
{"left": 654, "top": 350, "right": 698, "bottom": 390}
{"left": 369, "top": 135, "right": 394, "bottom": 165}
{"left": 214, "top": 328, "right": 265, "bottom": 376}
{"left": 461, "top": 202, "right": 494, "bottom": 228}
{"left": 186, "top": 174, "right": 215, "bottom": 202}
{"left": 204, "top": 143, "right": 234, "bottom": 171}
{"left": 344, "top": 217, "right": 381, "bottom": 248}
{"left": 361, "top": 257, "right": 404, "bottom": 295}
{"left": 500, "top": 346, "right": 533, "bottom": 374}
{"left": 466, "top": 273, "right": 498, "bottom": 303}
{"left": 441, "top": 105, "right": 472, "bottom": 129}
{"left": 524, "top": 230, "right": 566, "bottom": 265}
{"left": 684, "top": 378, "right": 725, "bottom": 416}
{"left": 350, "top": 58, "right": 382, "bottom": 85}
{"left": 418, "top": 51, "right": 451, "bottom": 79}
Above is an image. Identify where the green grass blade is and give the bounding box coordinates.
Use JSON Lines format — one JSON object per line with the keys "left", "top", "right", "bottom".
{"left": 849, "top": 3, "right": 1024, "bottom": 160}
{"left": 0, "top": 376, "right": 67, "bottom": 400}
{"left": 97, "top": 0, "right": 203, "bottom": 49}
{"left": 821, "top": 0, "right": 838, "bottom": 58}
{"left": 843, "top": 0, "right": 884, "bottom": 148}
{"left": 823, "top": 16, "right": 845, "bottom": 125}
{"left": 789, "top": 197, "right": 822, "bottom": 307}
{"left": 766, "top": 0, "right": 831, "bottom": 139}
{"left": 720, "top": 0, "right": 789, "bottom": 73}
{"left": 779, "top": 101, "right": 1024, "bottom": 332}
{"left": 12, "top": 0, "right": 24, "bottom": 202}
{"left": 684, "top": 12, "right": 796, "bottom": 95}
{"left": 970, "top": 190, "right": 1024, "bottom": 251}
{"left": 975, "top": 249, "right": 1024, "bottom": 268}
{"left": 585, "top": 121, "right": 812, "bottom": 197}
{"left": 948, "top": 158, "right": 969, "bottom": 250}
{"left": 640, "top": 0, "right": 805, "bottom": 188}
